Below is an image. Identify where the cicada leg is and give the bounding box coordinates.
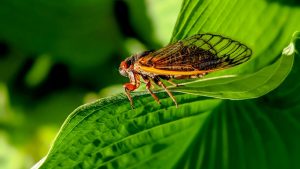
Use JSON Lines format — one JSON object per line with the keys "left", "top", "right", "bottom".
{"left": 166, "top": 80, "right": 180, "bottom": 87}
{"left": 154, "top": 77, "right": 178, "bottom": 108}
{"left": 158, "top": 75, "right": 183, "bottom": 88}
{"left": 123, "top": 83, "right": 137, "bottom": 109}
{"left": 142, "top": 76, "right": 161, "bottom": 104}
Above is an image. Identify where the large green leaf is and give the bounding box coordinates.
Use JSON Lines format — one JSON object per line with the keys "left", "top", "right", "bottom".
{"left": 34, "top": 0, "right": 300, "bottom": 168}
{"left": 172, "top": 0, "right": 300, "bottom": 70}
{"left": 34, "top": 35, "right": 300, "bottom": 169}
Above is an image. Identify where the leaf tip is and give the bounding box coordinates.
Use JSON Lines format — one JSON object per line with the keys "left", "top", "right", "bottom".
{"left": 283, "top": 42, "right": 295, "bottom": 56}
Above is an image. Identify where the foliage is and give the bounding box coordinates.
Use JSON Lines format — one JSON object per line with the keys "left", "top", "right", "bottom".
{"left": 33, "top": 0, "right": 300, "bottom": 169}
{"left": 0, "top": 0, "right": 300, "bottom": 169}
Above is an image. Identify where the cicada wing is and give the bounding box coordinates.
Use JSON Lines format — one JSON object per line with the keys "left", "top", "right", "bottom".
{"left": 138, "top": 33, "right": 252, "bottom": 72}
{"left": 138, "top": 42, "right": 183, "bottom": 65}
{"left": 182, "top": 34, "right": 252, "bottom": 68}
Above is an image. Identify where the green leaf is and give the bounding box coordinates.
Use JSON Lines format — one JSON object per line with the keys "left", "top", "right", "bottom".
{"left": 35, "top": 93, "right": 221, "bottom": 169}
{"left": 34, "top": 0, "right": 300, "bottom": 169}
{"left": 171, "top": 0, "right": 300, "bottom": 70}
{"left": 35, "top": 35, "right": 299, "bottom": 169}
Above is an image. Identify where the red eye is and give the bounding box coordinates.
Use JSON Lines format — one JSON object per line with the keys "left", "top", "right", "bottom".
{"left": 120, "top": 61, "right": 128, "bottom": 69}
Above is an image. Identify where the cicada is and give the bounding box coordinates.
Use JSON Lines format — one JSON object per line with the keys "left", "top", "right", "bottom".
{"left": 119, "top": 33, "right": 252, "bottom": 108}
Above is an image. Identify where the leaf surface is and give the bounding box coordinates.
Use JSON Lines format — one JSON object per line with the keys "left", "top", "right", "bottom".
{"left": 34, "top": 0, "right": 300, "bottom": 168}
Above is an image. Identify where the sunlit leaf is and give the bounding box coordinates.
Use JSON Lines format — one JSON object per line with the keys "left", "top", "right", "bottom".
{"left": 34, "top": 0, "right": 300, "bottom": 169}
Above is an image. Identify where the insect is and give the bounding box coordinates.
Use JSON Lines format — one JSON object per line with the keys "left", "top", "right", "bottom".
{"left": 119, "top": 33, "right": 252, "bottom": 108}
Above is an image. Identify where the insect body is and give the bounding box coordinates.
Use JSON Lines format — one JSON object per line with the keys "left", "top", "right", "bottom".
{"left": 119, "top": 33, "right": 252, "bottom": 108}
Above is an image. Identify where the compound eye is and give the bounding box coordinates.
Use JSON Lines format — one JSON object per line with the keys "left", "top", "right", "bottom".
{"left": 120, "top": 61, "right": 128, "bottom": 69}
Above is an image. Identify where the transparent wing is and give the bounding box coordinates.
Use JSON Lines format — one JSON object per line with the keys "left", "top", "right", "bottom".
{"left": 138, "top": 33, "right": 252, "bottom": 72}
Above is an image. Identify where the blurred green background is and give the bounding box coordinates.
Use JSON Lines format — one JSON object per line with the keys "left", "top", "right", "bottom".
{"left": 0, "top": 0, "right": 182, "bottom": 168}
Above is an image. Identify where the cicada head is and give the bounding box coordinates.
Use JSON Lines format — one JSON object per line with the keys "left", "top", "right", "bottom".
{"left": 119, "top": 56, "right": 135, "bottom": 77}
{"left": 119, "top": 50, "right": 153, "bottom": 77}
{"left": 119, "top": 61, "right": 129, "bottom": 77}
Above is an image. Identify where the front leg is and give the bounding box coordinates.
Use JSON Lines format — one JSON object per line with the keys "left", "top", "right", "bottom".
{"left": 123, "top": 83, "right": 137, "bottom": 109}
